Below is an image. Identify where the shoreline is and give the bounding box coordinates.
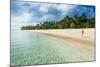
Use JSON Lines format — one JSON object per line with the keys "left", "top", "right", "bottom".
{"left": 24, "top": 28, "right": 95, "bottom": 48}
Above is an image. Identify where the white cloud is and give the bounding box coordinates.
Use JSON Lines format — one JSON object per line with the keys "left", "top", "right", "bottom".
{"left": 39, "top": 6, "right": 48, "bottom": 13}
{"left": 57, "top": 4, "right": 68, "bottom": 11}
{"left": 41, "top": 14, "right": 55, "bottom": 21}
{"left": 56, "top": 4, "right": 76, "bottom": 15}
{"left": 12, "top": 12, "right": 32, "bottom": 23}
{"left": 11, "top": 11, "right": 33, "bottom": 30}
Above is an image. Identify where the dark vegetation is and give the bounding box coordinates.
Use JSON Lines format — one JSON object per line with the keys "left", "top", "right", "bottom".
{"left": 21, "top": 13, "right": 95, "bottom": 30}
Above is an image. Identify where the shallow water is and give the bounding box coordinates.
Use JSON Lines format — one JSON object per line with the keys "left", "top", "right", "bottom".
{"left": 11, "top": 30, "right": 94, "bottom": 66}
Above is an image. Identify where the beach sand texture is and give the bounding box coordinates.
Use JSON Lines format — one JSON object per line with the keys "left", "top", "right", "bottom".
{"left": 26, "top": 28, "right": 95, "bottom": 53}
{"left": 27, "top": 28, "right": 95, "bottom": 52}
{"left": 28, "top": 28, "right": 95, "bottom": 44}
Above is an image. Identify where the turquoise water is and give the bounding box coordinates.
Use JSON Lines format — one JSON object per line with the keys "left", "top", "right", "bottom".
{"left": 11, "top": 30, "right": 94, "bottom": 66}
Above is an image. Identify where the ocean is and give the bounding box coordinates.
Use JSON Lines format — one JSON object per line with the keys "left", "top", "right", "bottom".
{"left": 11, "top": 30, "right": 94, "bottom": 66}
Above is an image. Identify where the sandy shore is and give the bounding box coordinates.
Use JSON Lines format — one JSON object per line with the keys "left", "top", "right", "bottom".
{"left": 25, "top": 28, "right": 95, "bottom": 48}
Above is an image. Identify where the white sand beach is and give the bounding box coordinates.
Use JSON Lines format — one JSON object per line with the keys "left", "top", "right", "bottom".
{"left": 28, "top": 28, "right": 94, "bottom": 41}
{"left": 26, "top": 28, "right": 95, "bottom": 49}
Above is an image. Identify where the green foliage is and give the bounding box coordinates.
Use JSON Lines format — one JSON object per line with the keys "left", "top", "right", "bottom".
{"left": 21, "top": 13, "right": 95, "bottom": 30}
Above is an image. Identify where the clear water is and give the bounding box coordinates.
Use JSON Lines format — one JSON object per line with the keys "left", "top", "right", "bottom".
{"left": 11, "top": 30, "right": 94, "bottom": 66}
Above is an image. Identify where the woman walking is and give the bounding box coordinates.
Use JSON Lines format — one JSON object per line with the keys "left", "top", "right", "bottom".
{"left": 82, "top": 29, "right": 84, "bottom": 36}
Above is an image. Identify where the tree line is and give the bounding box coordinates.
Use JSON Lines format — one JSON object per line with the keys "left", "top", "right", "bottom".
{"left": 21, "top": 13, "right": 95, "bottom": 30}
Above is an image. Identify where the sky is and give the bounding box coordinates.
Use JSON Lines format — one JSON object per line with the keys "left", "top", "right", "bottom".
{"left": 11, "top": 1, "right": 95, "bottom": 30}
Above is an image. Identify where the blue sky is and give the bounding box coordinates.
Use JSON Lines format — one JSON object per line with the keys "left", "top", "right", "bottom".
{"left": 11, "top": 1, "right": 95, "bottom": 30}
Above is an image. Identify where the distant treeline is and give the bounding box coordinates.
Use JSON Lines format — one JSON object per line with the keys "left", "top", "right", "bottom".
{"left": 21, "top": 13, "right": 95, "bottom": 30}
